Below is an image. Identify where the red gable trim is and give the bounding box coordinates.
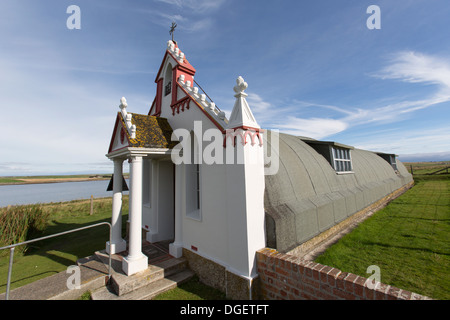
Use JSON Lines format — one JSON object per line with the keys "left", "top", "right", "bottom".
{"left": 154, "top": 48, "right": 196, "bottom": 83}
{"left": 223, "top": 127, "right": 265, "bottom": 147}
{"left": 107, "top": 112, "right": 130, "bottom": 154}
{"left": 148, "top": 96, "right": 156, "bottom": 116}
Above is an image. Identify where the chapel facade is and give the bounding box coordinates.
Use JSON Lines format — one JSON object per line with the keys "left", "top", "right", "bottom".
{"left": 105, "top": 40, "right": 413, "bottom": 298}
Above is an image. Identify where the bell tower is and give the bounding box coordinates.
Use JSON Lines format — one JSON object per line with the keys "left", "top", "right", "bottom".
{"left": 151, "top": 40, "right": 196, "bottom": 117}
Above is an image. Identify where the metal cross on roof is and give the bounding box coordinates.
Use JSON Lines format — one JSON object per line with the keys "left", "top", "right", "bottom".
{"left": 169, "top": 22, "right": 177, "bottom": 41}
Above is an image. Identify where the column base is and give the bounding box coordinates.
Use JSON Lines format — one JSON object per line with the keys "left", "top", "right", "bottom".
{"left": 146, "top": 232, "right": 159, "bottom": 243}
{"left": 122, "top": 254, "right": 148, "bottom": 276}
{"left": 169, "top": 242, "right": 183, "bottom": 258}
{"left": 106, "top": 239, "right": 127, "bottom": 255}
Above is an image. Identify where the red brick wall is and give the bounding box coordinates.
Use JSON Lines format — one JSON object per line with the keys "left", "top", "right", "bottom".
{"left": 256, "top": 248, "right": 431, "bottom": 300}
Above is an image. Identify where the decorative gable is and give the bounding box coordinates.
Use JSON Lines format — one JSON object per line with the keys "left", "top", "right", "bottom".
{"left": 108, "top": 115, "right": 130, "bottom": 154}
{"left": 150, "top": 41, "right": 196, "bottom": 117}
{"left": 107, "top": 97, "right": 176, "bottom": 155}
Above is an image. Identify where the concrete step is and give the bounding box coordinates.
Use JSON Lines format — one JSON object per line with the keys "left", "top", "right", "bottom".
{"left": 91, "top": 249, "right": 193, "bottom": 300}
{"left": 91, "top": 269, "right": 195, "bottom": 300}
{"left": 110, "top": 256, "right": 188, "bottom": 296}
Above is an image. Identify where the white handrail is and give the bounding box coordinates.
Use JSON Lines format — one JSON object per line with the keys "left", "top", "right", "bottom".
{"left": 1, "top": 221, "right": 112, "bottom": 300}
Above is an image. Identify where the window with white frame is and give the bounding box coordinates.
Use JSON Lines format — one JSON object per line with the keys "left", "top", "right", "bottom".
{"left": 376, "top": 153, "right": 398, "bottom": 171}
{"left": 302, "top": 139, "right": 354, "bottom": 174}
{"left": 332, "top": 147, "right": 353, "bottom": 173}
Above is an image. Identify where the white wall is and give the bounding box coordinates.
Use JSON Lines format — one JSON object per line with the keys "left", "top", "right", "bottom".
{"left": 152, "top": 53, "right": 266, "bottom": 280}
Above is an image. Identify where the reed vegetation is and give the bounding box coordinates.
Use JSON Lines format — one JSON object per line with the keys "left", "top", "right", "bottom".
{"left": 0, "top": 205, "right": 50, "bottom": 255}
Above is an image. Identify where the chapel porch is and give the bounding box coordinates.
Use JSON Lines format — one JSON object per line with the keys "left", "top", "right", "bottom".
{"left": 91, "top": 240, "right": 194, "bottom": 300}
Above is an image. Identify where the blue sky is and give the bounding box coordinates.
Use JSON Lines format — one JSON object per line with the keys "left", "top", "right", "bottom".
{"left": 1, "top": 0, "right": 450, "bottom": 176}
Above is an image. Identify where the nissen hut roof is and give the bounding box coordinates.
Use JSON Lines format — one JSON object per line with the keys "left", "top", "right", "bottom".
{"left": 264, "top": 132, "right": 413, "bottom": 253}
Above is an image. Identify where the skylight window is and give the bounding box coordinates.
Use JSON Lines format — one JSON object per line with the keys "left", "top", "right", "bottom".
{"left": 301, "top": 138, "right": 354, "bottom": 174}
{"left": 376, "top": 152, "right": 398, "bottom": 171}
{"left": 332, "top": 147, "right": 353, "bottom": 173}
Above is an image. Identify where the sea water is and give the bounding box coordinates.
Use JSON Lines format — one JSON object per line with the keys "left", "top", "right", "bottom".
{"left": 0, "top": 180, "right": 129, "bottom": 207}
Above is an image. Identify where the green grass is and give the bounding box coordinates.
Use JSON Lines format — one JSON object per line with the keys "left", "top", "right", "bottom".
{"left": 153, "top": 276, "right": 227, "bottom": 300}
{"left": 315, "top": 175, "right": 450, "bottom": 300}
{"left": 404, "top": 161, "right": 450, "bottom": 175}
{"left": 0, "top": 178, "right": 23, "bottom": 184}
{"left": 0, "top": 197, "right": 128, "bottom": 293}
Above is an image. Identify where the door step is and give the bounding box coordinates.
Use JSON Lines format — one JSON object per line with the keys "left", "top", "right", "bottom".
{"left": 91, "top": 269, "right": 195, "bottom": 300}
{"left": 91, "top": 250, "right": 194, "bottom": 300}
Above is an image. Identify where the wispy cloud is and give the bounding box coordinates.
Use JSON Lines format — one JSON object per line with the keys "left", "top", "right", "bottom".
{"left": 246, "top": 93, "right": 349, "bottom": 139}
{"left": 276, "top": 117, "right": 349, "bottom": 138}
{"left": 155, "top": 0, "right": 226, "bottom": 13}
{"left": 374, "top": 51, "right": 450, "bottom": 91}
{"left": 148, "top": 0, "right": 224, "bottom": 34}
{"left": 247, "top": 51, "right": 450, "bottom": 141}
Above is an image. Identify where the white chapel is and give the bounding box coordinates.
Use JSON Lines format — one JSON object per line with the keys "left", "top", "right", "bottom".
{"left": 105, "top": 39, "right": 413, "bottom": 299}
{"left": 106, "top": 40, "right": 266, "bottom": 292}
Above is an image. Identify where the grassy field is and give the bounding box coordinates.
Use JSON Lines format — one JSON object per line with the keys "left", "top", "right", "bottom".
{"left": 0, "top": 197, "right": 125, "bottom": 293}
{"left": 315, "top": 173, "right": 450, "bottom": 300}
{"left": 404, "top": 161, "right": 450, "bottom": 175}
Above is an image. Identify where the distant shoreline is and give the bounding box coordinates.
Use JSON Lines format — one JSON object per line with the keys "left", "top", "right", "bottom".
{"left": 0, "top": 175, "right": 113, "bottom": 186}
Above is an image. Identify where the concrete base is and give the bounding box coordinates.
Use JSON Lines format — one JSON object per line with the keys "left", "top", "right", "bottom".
{"left": 122, "top": 254, "right": 148, "bottom": 276}
{"left": 146, "top": 232, "right": 159, "bottom": 243}
{"left": 182, "top": 248, "right": 258, "bottom": 300}
{"left": 169, "top": 242, "right": 183, "bottom": 258}
{"left": 106, "top": 240, "right": 127, "bottom": 255}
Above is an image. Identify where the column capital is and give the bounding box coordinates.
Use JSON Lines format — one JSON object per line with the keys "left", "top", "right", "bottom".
{"left": 113, "top": 158, "right": 125, "bottom": 167}
{"left": 128, "top": 155, "right": 143, "bottom": 163}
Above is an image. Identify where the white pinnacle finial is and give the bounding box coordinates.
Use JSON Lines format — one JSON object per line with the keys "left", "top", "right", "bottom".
{"left": 227, "top": 76, "right": 259, "bottom": 129}
{"left": 119, "top": 97, "right": 127, "bottom": 110}
{"left": 233, "top": 76, "right": 248, "bottom": 95}
{"left": 119, "top": 97, "right": 128, "bottom": 119}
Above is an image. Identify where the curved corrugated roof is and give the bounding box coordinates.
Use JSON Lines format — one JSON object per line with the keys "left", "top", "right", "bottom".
{"left": 264, "top": 132, "right": 413, "bottom": 252}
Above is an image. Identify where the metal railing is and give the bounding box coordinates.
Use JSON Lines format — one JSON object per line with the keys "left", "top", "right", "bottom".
{"left": 0, "top": 222, "right": 112, "bottom": 300}
{"left": 194, "top": 80, "right": 223, "bottom": 112}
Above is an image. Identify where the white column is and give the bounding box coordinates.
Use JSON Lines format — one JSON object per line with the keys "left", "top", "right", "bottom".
{"left": 122, "top": 155, "right": 148, "bottom": 276}
{"left": 106, "top": 159, "right": 127, "bottom": 254}
{"left": 169, "top": 164, "right": 184, "bottom": 258}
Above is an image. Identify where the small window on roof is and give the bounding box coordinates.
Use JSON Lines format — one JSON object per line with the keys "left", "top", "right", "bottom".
{"left": 376, "top": 153, "right": 398, "bottom": 171}
{"left": 332, "top": 147, "right": 353, "bottom": 173}
{"left": 301, "top": 139, "right": 354, "bottom": 174}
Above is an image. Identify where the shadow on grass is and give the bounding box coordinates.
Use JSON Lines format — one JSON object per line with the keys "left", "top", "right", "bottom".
{"left": 1, "top": 271, "right": 60, "bottom": 289}
{"left": 360, "top": 240, "right": 449, "bottom": 256}
{"left": 153, "top": 275, "right": 227, "bottom": 300}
